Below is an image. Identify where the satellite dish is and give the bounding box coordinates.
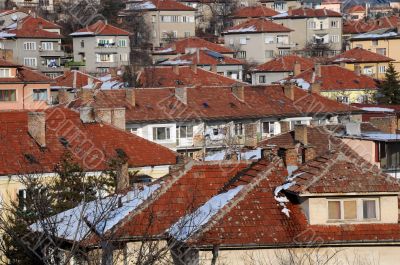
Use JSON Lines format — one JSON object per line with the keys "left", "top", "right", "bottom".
{"left": 11, "top": 14, "right": 18, "bottom": 21}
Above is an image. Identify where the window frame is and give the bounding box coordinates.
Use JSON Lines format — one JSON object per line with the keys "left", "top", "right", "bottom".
{"left": 32, "top": 89, "right": 48, "bottom": 101}
{"left": 327, "top": 198, "right": 380, "bottom": 222}
{"left": 152, "top": 127, "right": 171, "bottom": 141}
{"left": 23, "top": 42, "right": 36, "bottom": 51}
{"left": 0, "top": 89, "right": 16, "bottom": 102}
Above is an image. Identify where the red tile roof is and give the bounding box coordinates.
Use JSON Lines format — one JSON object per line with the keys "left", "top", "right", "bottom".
{"left": 137, "top": 0, "right": 196, "bottom": 11}
{"left": 346, "top": 5, "right": 365, "bottom": 13}
{"left": 290, "top": 65, "right": 378, "bottom": 91}
{"left": 137, "top": 66, "right": 244, "bottom": 87}
{"left": 343, "top": 16, "right": 400, "bottom": 35}
{"left": 54, "top": 70, "right": 102, "bottom": 89}
{"left": 153, "top": 37, "right": 235, "bottom": 55}
{"left": 165, "top": 49, "right": 243, "bottom": 65}
{"left": 67, "top": 85, "right": 362, "bottom": 123}
{"left": 72, "top": 20, "right": 130, "bottom": 36}
{"left": 0, "top": 59, "right": 52, "bottom": 83}
{"left": 108, "top": 161, "right": 251, "bottom": 241}
{"left": 4, "top": 16, "right": 62, "bottom": 38}
{"left": 278, "top": 8, "right": 342, "bottom": 18}
{"left": 252, "top": 55, "right": 314, "bottom": 72}
{"left": 289, "top": 150, "right": 399, "bottom": 194}
{"left": 0, "top": 108, "right": 177, "bottom": 175}
{"left": 330, "top": 47, "right": 394, "bottom": 63}
{"left": 224, "top": 18, "right": 292, "bottom": 34}
{"left": 233, "top": 5, "right": 279, "bottom": 18}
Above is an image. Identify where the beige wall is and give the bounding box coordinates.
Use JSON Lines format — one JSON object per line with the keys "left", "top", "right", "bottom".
{"left": 341, "top": 138, "right": 379, "bottom": 167}
{"left": 0, "top": 83, "right": 51, "bottom": 110}
{"left": 350, "top": 38, "right": 400, "bottom": 74}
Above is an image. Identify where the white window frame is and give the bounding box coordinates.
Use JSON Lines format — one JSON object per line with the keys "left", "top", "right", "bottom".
{"left": 152, "top": 127, "right": 171, "bottom": 141}
{"left": 327, "top": 198, "right": 380, "bottom": 222}
{"left": 118, "top": 39, "right": 127, "bottom": 47}
{"left": 23, "top": 58, "right": 37, "bottom": 67}
{"left": 262, "top": 121, "right": 275, "bottom": 136}
{"left": 0, "top": 68, "right": 11, "bottom": 77}
{"left": 41, "top": 42, "right": 54, "bottom": 51}
{"left": 239, "top": 37, "right": 247, "bottom": 45}
{"left": 378, "top": 65, "right": 387, "bottom": 73}
{"left": 23, "top": 42, "right": 36, "bottom": 50}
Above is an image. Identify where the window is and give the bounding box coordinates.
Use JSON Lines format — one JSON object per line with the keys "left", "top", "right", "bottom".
{"left": 151, "top": 15, "right": 156, "bottom": 23}
{"left": 33, "top": 89, "right": 48, "bottom": 101}
{"left": 184, "top": 31, "right": 191, "bottom": 38}
{"left": 24, "top": 58, "right": 37, "bottom": 67}
{"left": 120, "top": 53, "right": 128, "bottom": 62}
{"left": 363, "top": 66, "right": 374, "bottom": 75}
{"left": 376, "top": 48, "right": 386, "bottom": 56}
{"left": 330, "top": 35, "right": 339, "bottom": 43}
{"left": 152, "top": 127, "right": 171, "bottom": 141}
{"left": 328, "top": 198, "right": 379, "bottom": 221}
{"left": 277, "top": 35, "right": 289, "bottom": 44}
{"left": 337, "top": 96, "right": 349, "bottom": 104}
{"left": 18, "top": 189, "right": 27, "bottom": 211}
{"left": 229, "top": 38, "right": 234, "bottom": 46}
{"left": 331, "top": 20, "right": 339, "bottom": 28}
{"left": 308, "top": 21, "right": 316, "bottom": 29}
{"left": 265, "top": 50, "right": 274, "bottom": 58}
{"left": 265, "top": 36, "right": 275, "bottom": 44}
{"left": 235, "top": 51, "right": 246, "bottom": 59}
{"left": 234, "top": 123, "right": 243, "bottom": 136}
{"left": 0, "top": 89, "right": 16, "bottom": 101}
{"left": 262, "top": 121, "right": 275, "bottom": 136}
{"left": 372, "top": 40, "right": 378, "bottom": 46}
{"left": 80, "top": 40, "right": 85, "bottom": 48}
{"left": 177, "top": 125, "right": 193, "bottom": 138}
{"left": 118, "top": 39, "right": 127, "bottom": 47}
{"left": 278, "top": 49, "right": 290, "bottom": 56}
{"left": 259, "top": 75, "right": 266, "bottom": 84}
{"left": 128, "top": 128, "right": 138, "bottom": 135}
{"left": 98, "top": 54, "right": 111, "bottom": 62}
{"left": 23, "top": 42, "right": 36, "bottom": 50}
{"left": 41, "top": 42, "right": 53, "bottom": 50}
{"left": 0, "top": 68, "right": 10, "bottom": 77}
{"left": 239, "top": 37, "right": 247, "bottom": 45}
{"left": 378, "top": 65, "right": 386, "bottom": 73}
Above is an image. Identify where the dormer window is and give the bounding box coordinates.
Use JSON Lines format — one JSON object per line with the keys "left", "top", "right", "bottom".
{"left": 327, "top": 198, "right": 379, "bottom": 222}
{"left": 0, "top": 68, "right": 10, "bottom": 77}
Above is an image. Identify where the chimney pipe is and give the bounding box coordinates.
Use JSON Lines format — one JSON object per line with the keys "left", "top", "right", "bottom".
{"left": 28, "top": 112, "right": 46, "bottom": 147}
{"left": 231, "top": 85, "right": 245, "bottom": 101}
{"left": 190, "top": 63, "right": 197, "bottom": 73}
{"left": 310, "top": 81, "right": 321, "bottom": 94}
{"left": 173, "top": 65, "right": 179, "bottom": 75}
{"left": 354, "top": 64, "right": 361, "bottom": 76}
{"left": 211, "top": 64, "right": 218, "bottom": 73}
{"left": 283, "top": 83, "right": 295, "bottom": 101}
{"left": 293, "top": 61, "right": 301, "bottom": 76}
{"left": 314, "top": 63, "right": 322, "bottom": 78}
{"left": 294, "top": 124, "right": 308, "bottom": 145}
{"left": 125, "top": 89, "right": 136, "bottom": 106}
{"left": 175, "top": 87, "right": 187, "bottom": 104}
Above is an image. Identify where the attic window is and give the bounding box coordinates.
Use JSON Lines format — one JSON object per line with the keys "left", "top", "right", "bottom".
{"left": 327, "top": 198, "right": 380, "bottom": 222}
{"left": 24, "top": 153, "right": 38, "bottom": 164}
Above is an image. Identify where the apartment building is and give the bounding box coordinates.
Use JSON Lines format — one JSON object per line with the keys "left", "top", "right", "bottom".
{"left": 260, "top": 0, "right": 302, "bottom": 12}
{"left": 12, "top": 0, "right": 54, "bottom": 12}
{"left": 0, "top": 15, "right": 64, "bottom": 78}
{"left": 66, "top": 84, "right": 361, "bottom": 159}
{"left": 125, "top": 0, "right": 196, "bottom": 48}
{"left": 223, "top": 18, "right": 294, "bottom": 63}
{"left": 272, "top": 8, "right": 343, "bottom": 55}
{"left": 70, "top": 20, "right": 130, "bottom": 74}
{"left": 0, "top": 58, "right": 52, "bottom": 110}
{"left": 232, "top": 5, "right": 279, "bottom": 26}
{"left": 349, "top": 28, "right": 400, "bottom": 74}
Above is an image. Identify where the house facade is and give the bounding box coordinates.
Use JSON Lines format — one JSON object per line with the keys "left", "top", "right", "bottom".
{"left": 70, "top": 20, "right": 130, "bottom": 74}
{"left": 0, "top": 59, "right": 52, "bottom": 110}
{"left": 125, "top": 0, "right": 196, "bottom": 48}
{"left": 260, "top": 0, "right": 302, "bottom": 12}
{"left": 223, "top": 18, "right": 294, "bottom": 63}
{"left": 272, "top": 8, "right": 343, "bottom": 55}
{"left": 0, "top": 15, "right": 64, "bottom": 78}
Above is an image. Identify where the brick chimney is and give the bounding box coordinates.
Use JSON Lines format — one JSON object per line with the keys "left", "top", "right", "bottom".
{"left": 79, "top": 106, "right": 95, "bottom": 123}
{"left": 370, "top": 116, "right": 398, "bottom": 134}
{"left": 294, "top": 124, "right": 308, "bottom": 145}
{"left": 28, "top": 112, "right": 46, "bottom": 147}
{"left": 94, "top": 108, "right": 126, "bottom": 130}
{"left": 173, "top": 65, "right": 179, "bottom": 75}
{"left": 210, "top": 64, "right": 218, "bottom": 73}
{"left": 310, "top": 81, "right": 321, "bottom": 94}
{"left": 58, "top": 89, "right": 70, "bottom": 105}
{"left": 303, "top": 146, "right": 316, "bottom": 162}
{"left": 79, "top": 88, "right": 93, "bottom": 102}
{"left": 293, "top": 61, "right": 301, "bottom": 76}
{"left": 280, "top": 147, "right": 298, "bottom": 167}
{"left": 115, "top": 149, "right": 129, "bottom": 193}
{"left": 190, "top": 63, "right": 197, "bottom": 73}
{"left": 175, "top": 87, "right": 187, "bottom": 104}
{"left": 231, "top": 85, "right": 245, "bottom": 101}
{"left": 354, "top": 64, "right": 361, "bottom": 76}
{"left": 125, "top": 89, "right": 135, "bottom": 106}
{"left": 314, "top": 63, "right": 322, "bottom": 78}
{"left": 283, "top": 83, "right": 295, "bottom": 101}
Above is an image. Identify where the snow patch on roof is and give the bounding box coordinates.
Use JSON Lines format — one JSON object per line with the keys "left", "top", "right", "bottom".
{"left": 204, "top": 148, "right": 262, "bottom": 161}
{"left": 227, "top": 25, "right": 256, "bottom": 33}
{"left": 70, "top": 31, "right": 95, "bottom": 36}
{"left": 168, "top": 185, "right": 243, "bottom": 241}
{"left": 160, "top": 60, "right": 192, "bottom": 65}
{"left": 30, "top": 184, "right": 160, "bottom": 241}
{"left": 130, "top": 1, "right": 157, "bottom": 10}
{"left": 274, "top": 172, "right": 303, "bottom": 217}
{"left": 0, "top": 32, "right": 16, "bottom": 38}
{"left": 352, "top": 32, "right": 398, "bottom": 39}
{"left": 360, "top": 133, "right": 400, "bottom": 141}
{"left": 361, "top": 107, "right": 395, "bottom": 112}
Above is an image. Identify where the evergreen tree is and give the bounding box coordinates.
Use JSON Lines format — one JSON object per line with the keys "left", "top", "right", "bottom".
{"left": 377, "top": 63, "right": 400, "bottom": 104}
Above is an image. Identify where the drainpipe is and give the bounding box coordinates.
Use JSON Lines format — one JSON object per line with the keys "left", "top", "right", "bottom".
{"left": 211, "top": 245, "right": 219, "bottom": 265}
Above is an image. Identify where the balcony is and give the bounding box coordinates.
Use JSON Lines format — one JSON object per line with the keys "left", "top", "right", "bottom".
{"left": 39, "top": 49, "right": 64, "bottom": 57}
{"left": 276, "top": 42, "right": 296, "bottom": 48}
{"left": 39, "top": 65, "right": 65, "bottom": 72}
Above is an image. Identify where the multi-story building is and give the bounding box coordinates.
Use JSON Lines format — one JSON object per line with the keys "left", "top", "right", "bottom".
{"left": 272, "top": 8, "right": 343, "bottom": 55}
{"left": 223, "top": 18, "right": 294, "bottom": 63}
{"left": 0, "top": 58, "right": 52, "bottom": 110}
{"left": 330, "top": 47, "right": 394, "bottom": 79}
{"left": 0, "top": 15, "right": 64, "bottom": 78}
{"left": 70, "top": 20, "right": 130, "bottom": 74}
{"left": 12, "top": 0, "right": 54, "bottom": 12}
{"left": 260, "top": 0, "right": 302, "bottom": 12}
{"left": 349, "top": 28, "right": 400, "bottom": 74}
{"left": 66, "top": 84, "right": 361, "bottom": 159}
{"left": 125, "top": 0, "right": 196, "bottom": 48}
{"left": 231, "top": 5, "right": 279, "bottom": 26}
